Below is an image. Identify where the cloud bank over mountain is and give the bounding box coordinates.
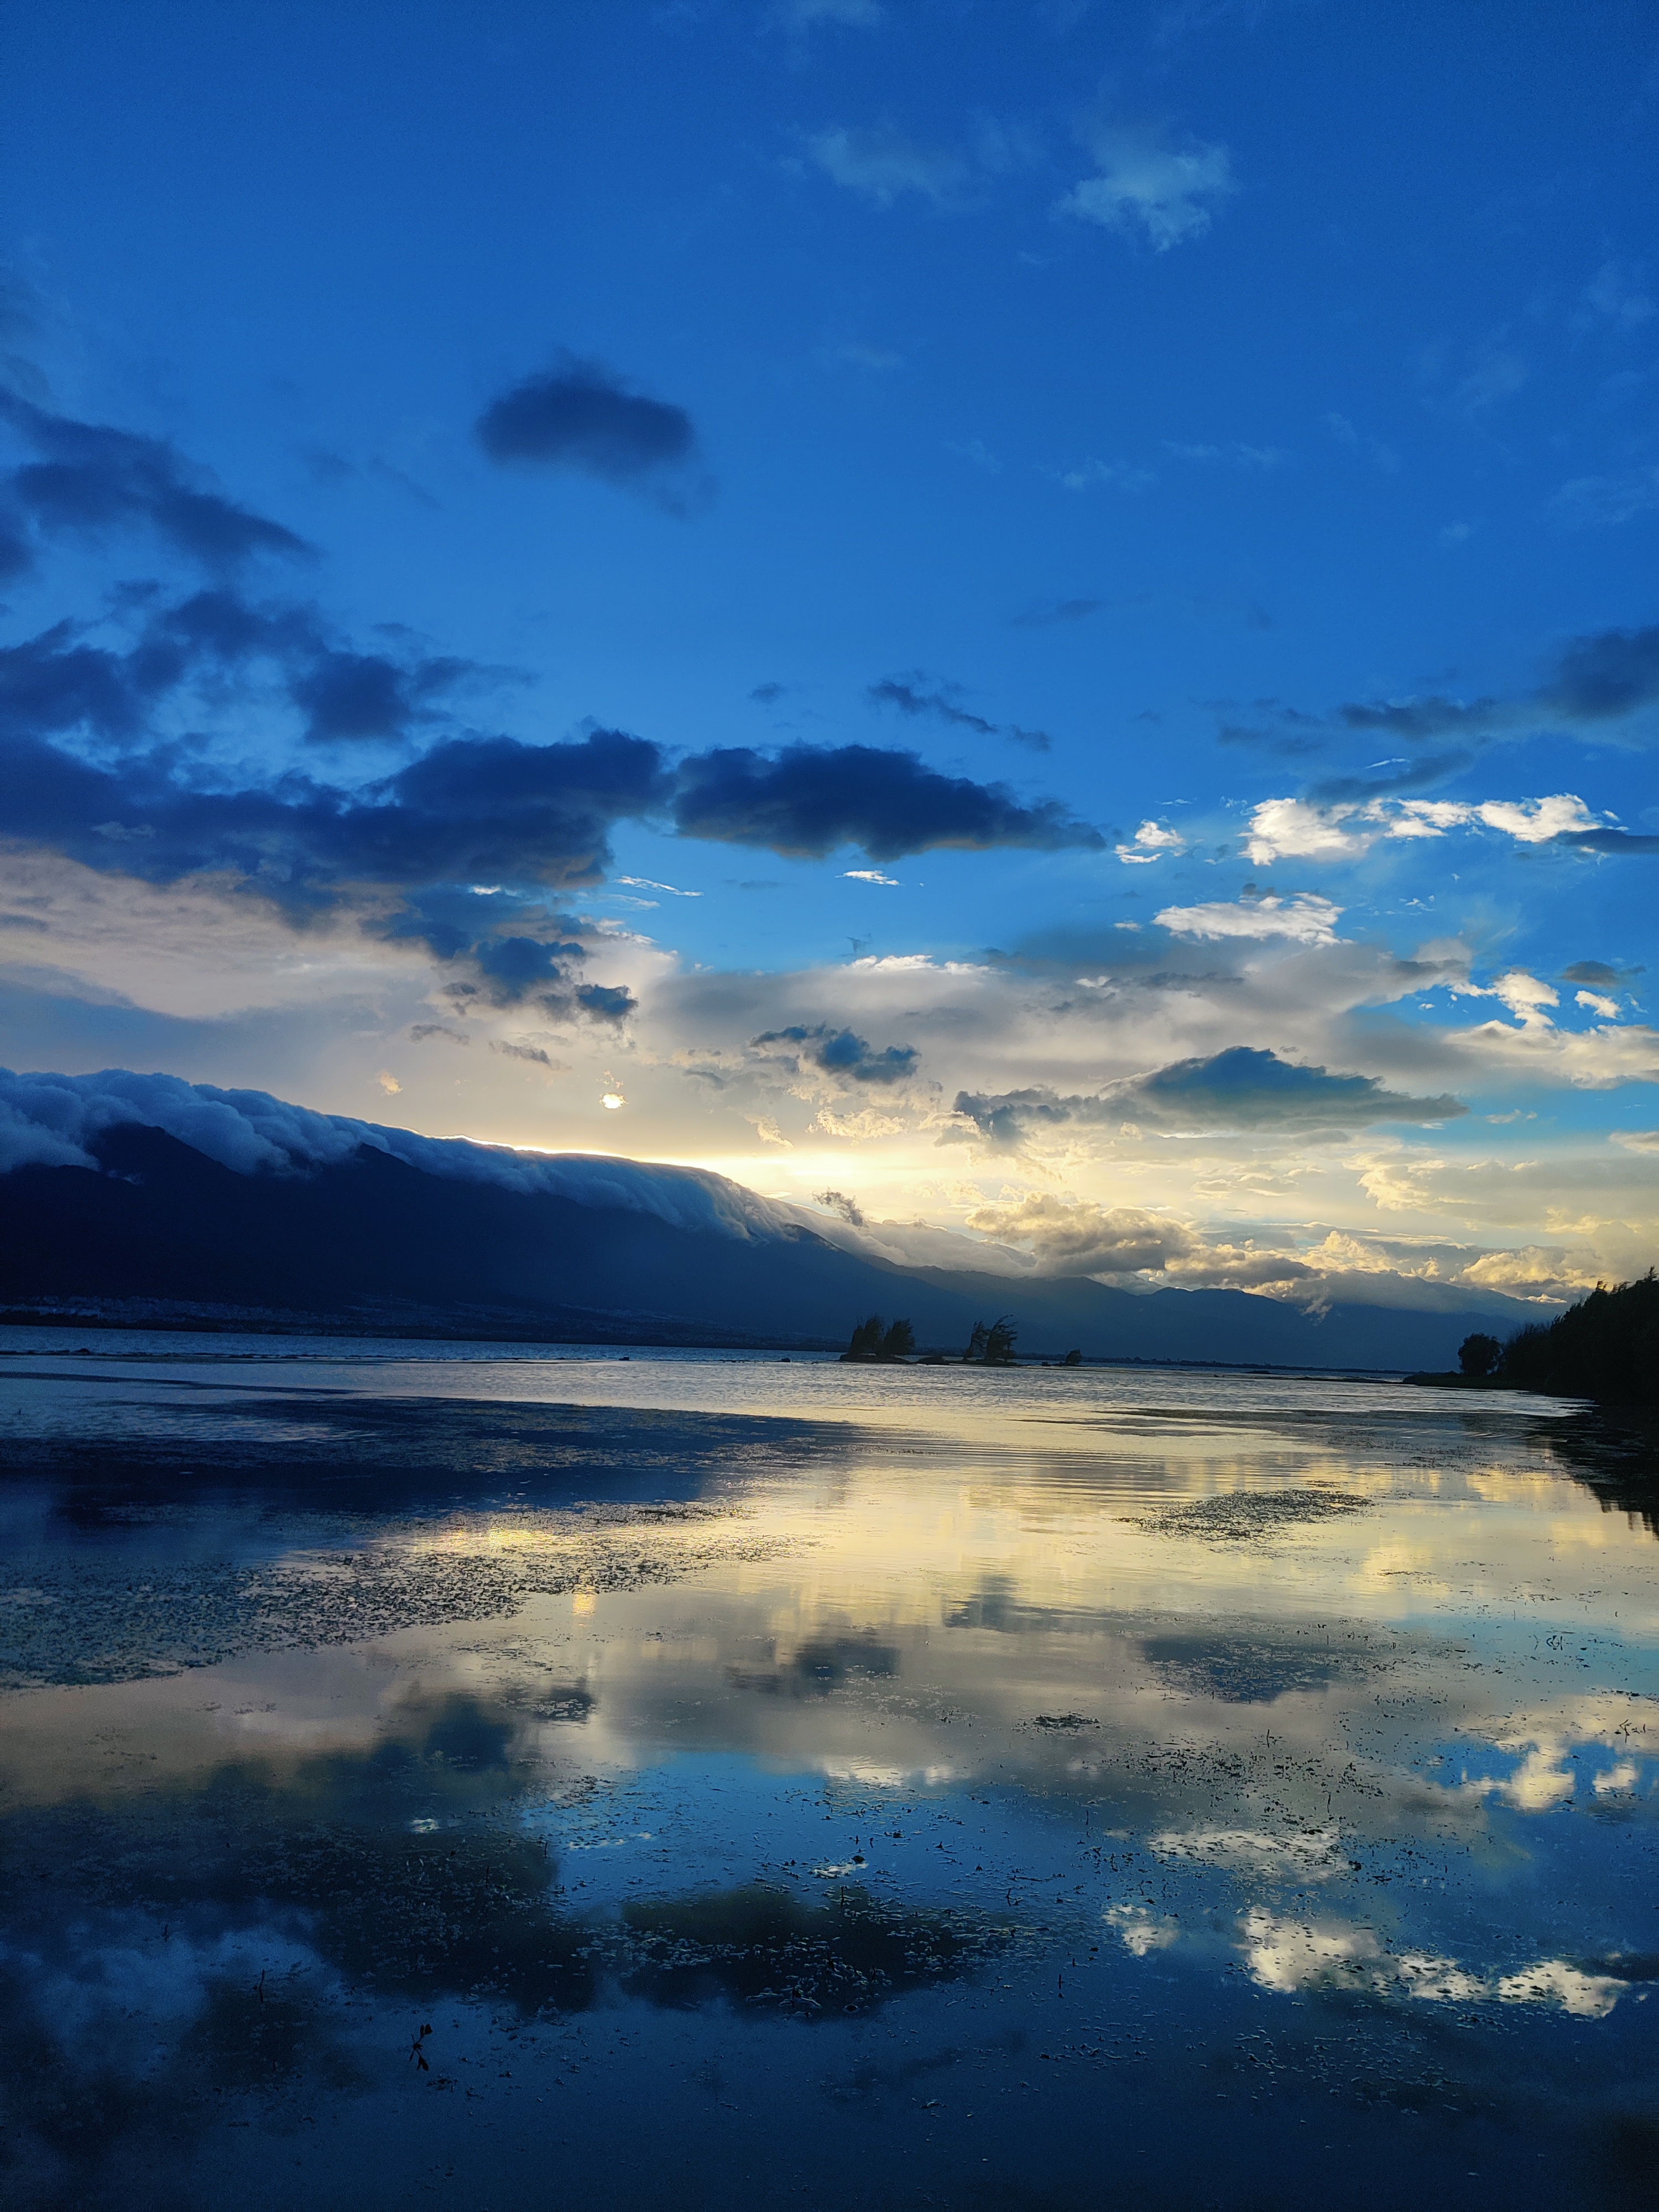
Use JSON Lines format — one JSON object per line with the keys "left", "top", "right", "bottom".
{"left": 0, "top": 1066, "right": 799, "bottom": 1240}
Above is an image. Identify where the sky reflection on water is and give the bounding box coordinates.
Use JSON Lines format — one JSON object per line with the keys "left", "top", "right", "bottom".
{"left": 1, "top": 1347, "right": 1656, "bottom": 2209}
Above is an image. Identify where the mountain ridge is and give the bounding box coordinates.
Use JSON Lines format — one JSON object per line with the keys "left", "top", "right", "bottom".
{"left": 0, "top": 1082, "right": 1549, "bottom": 1370}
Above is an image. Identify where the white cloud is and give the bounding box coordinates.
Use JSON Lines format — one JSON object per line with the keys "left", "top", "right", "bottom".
{"left": 1105, "top": 1905, "right": 1180, "bottom": 1956}
{"left": 1241, "top": 798, "right": 1373, "bottom": 865}
{"left": 1548, "top": 465, "right": 1659, "bottom": 530}
{"left": 1575, "top": 989, "right": 1621, "bottom": 1019}
{"left": 1051, "top": 456, "right": 1156, "bottom": 493}
{"left": 1496, "top": 1961, "right": 1625, "bottom": 2018}
{"left": 966, "top": 1191, "right": 1193, "bottom": 1276}
{"left": 1116, "top": 819, "right": 1186, "bottom": 864}
{"left": 1059, "top": 124, "right": 1235, "bottom": 251}
{"left": 1447, "top": 972, "right": 1659, "bottom": 1087}
{"left": 1459, "top": 1245, "right": 1596, "bottom": 1297}
{"left": 1155, "top": 894, "right": 1343, "bottom": 945}
{"left": 1453, "top": 795, "right": 1600, "bottom": 843}
{"left": 807, "top": 125, "right": 966, "bottom": 207}
{"left": 1164, "top": 440, "right": 1286, "bottom": 471}
{"left": 1323, "top": 411, "right": 1401, "bottom": 473}
{"left": 843, "top": 868, "right": 900, "bottom": 885}
{"left": 1149, "top": 1825, "right": 1344, "bottom": 1876}
{"left": 1237, "top": 1911, "right": 1623, "bottom": 2016}
{"left": 1454, "top": 341, "right": 1527, "bottom": 416}
{"left": 1462, "top": 1018, "right": 1659, "bottom": 1087}
{"left": 1583, "top": 259, "right": 1655, "bottom": 330}
{"left": 776, "top": 0, "right": 881, "bottom": 26}
{"left": 1487, "top": 970, "right": 1558, "bottom": 1025}
{"left": 1239, "top": 1910, "right": 1384, "bottom": 1995}
{"left": 947, "top": 436, "right": 1001, "bottom": 473}
{"left": 1243, "top": 791, "right": 1606, "bottom": 865}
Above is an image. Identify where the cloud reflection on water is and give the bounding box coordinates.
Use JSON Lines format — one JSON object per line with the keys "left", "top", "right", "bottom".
{"left": 1, "top": 1357, "right": 1657, "bottom": 2204}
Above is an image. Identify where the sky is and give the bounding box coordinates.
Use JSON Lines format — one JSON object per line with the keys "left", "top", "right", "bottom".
{"left": 2, "top": 0, "right": 1657, "bottom": 1313}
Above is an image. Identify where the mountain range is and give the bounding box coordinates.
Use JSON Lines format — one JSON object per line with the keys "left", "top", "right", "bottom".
{"left": 0, "top": 1067, "right": 1547, "bottom": 1369}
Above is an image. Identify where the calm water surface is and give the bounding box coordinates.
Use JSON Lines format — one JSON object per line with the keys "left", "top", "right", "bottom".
{"left": 1, "top": 1335, "right": 1655, "bottom": 2209}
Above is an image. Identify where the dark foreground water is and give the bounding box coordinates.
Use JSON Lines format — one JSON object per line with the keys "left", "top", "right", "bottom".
{"left": 1, "top": 1337, "right": 1656, "bottom": 2211}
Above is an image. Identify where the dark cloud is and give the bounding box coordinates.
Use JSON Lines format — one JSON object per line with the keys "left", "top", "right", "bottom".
{"left": 575, "top": 982, "right": 636, "bottom": 1022}
{"left": 870, "top": 674, "right": 998, "bottom": 738}
{"left": 471, "top": 932, "right": 589, "bottom": 1001}
{"left": 753, "top": 1024, "right": 919, "bottom": 1086}
{"left": 869, "top": 671, "right": 1051, "bottom": 752}
{"left": 1, "top": 656, "right": 671, "bottom": 905}
{"left": 162, "top": 588, "right": 489, "bottom": 742}
{"left": 410, "top": 1022, "right": 469, "bottom": 1044}
{"left": 1562, "top": 959, "right": 1645, "bottom": 987}
{"left": 476, "top": 355, "right": 700, "bottom": 503}
{"left": 955, "top": 1047, "right": 1465, "bottom": 1147}
{"left": 1335, "top": 695, "right": 1499, "bottom": 741}
{"left": 0, "top": 509, "right": 31, "bottom": 580}
{"left": 1121, "top": 1048, "right": 1465, "bottom": 1129}
{"left": 1543, "top": 622, "right": 1659, "bottom": 721}
{"left": 377, "top": 730, "right": 672, "bottom": 889}
{"left": 3, "top": 617, "right": 1092, "bottom": 902}
{"left": 750, "top": 682, "right": 786, "bottom": 705}
{"left": 1215, "top": 709, "right": 1329, "bottom": 758}
{"left": 0, "top": 407, "right": 1102, "bottom": 950}
{"left": 1, "top": 585, "right": 482, "bottom": 758}
{"left": 1304, "top": 751, "right": 1474, "bottom": 807}
{"left": 1222, "top": 616, "right": 1659, "bottom": 756}
{"left": 0, "top": 392, "right": 309, "bottom": 571}
{"left": 458, "top": 931, "right": 636, "bottom": 1024}
{"left": 491, "top": 1040, "right": 560, "bottom": 1066}
{"left": 1554, "top": 827, "right": 1659, "bottom": 854}
{"left": 814, "top": 1188, "right": 865, "bottom": 1226}
{"left": 1010, "top": 598, "right": 1103, "bottom": 628}
{"left": 300, "top": 444, "right": 439, "bottom": 509}
{"left": 380, "top": 891, "right": 633, "bottom": 1024}
{"left": 0, "top": 618, "right": 181, "bottom": 740}
{"left": 290, "top": 645, "right": 473, "bottom": 742}
{"left": 674, "top": 743, "right": 1100, "bottom": 859}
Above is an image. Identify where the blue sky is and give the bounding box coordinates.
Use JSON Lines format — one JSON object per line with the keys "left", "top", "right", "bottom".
{"left": 2, "top": 0, "right": 1657, "bottom": 1307}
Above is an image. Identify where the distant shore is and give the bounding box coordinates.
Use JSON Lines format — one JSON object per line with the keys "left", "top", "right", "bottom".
{"left": 0, "top": 1308, "right": 1437, "bottom": 1383}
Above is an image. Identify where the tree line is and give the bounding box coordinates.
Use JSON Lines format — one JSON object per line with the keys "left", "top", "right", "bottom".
{"left": 1453, "top": 1271, "right": 1657, "bottom": 1404}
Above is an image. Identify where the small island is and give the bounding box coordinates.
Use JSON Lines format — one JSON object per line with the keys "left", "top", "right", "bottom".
{"left": 839, "top": 1314, "right": 1084, "bottom": 1367}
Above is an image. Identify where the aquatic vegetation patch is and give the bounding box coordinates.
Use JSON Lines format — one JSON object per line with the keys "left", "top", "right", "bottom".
{"left": 0, "top": 1503, "right": 796, "bottom": 1689}
{"left": 1129, "top": 1487, "right": 1370, "bottom": 1544}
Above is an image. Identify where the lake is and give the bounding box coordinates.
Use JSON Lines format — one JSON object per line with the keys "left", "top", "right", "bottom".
{"left": 1, "top": 1335, "right": 1655, "bottom": 2209}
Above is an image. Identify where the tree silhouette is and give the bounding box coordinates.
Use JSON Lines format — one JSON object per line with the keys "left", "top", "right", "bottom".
{"left": 1458, "top": 1332, "right": 1501, "bottom": 1378}
{"left": 847, "top": 1313, "right": 885, "bottom": 1359}
{"left": 984, "top": 1315, "right": 1018, "bottom": 1365}
{"left": 843, "top": 1313, "right": 915, "bottom": 1360}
